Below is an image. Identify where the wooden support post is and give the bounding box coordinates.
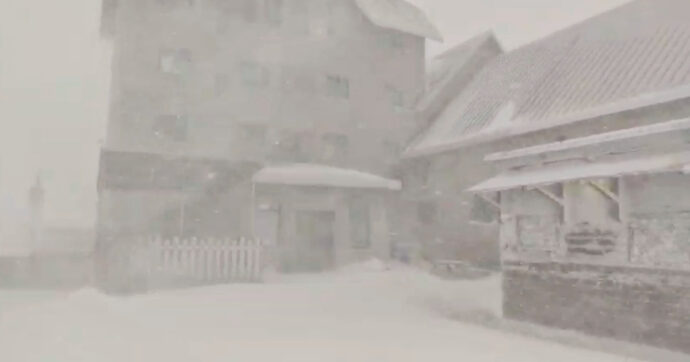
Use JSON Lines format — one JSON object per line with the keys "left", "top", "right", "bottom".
{"left": 535, "top": 186, "right": 564, "bottom": 207}
{"left": 586, "top": 180, "right": 619, "bottom": 204}
{"left": 477, "top": 192, "right": 501, "bottom": 210}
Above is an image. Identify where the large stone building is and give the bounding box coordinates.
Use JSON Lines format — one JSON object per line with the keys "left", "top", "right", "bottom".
{"left": 96, "top": 0, "right": 440, "bottom": 269}
{"left": 404, "top": 0, "right": 690, "bottom": 353}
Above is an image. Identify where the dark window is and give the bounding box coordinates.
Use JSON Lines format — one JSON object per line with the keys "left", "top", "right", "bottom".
{"left": 413, "top": 159, "right": 431, "bottom": 187}
{"left": 160, "top": 49, "right": 192, "bottom": 75}
{"left": 153, "top": 115, "right": 188, "bottom": 141}
{"left": 216, "top": 5, "right": 235, "bottom": 33}
{"left": 350, "top": 197, "right": 371, "bottom": 248}
{"left": 379, "top": 32, "right": 406, "bottom": 51}
{"left": 309, "top": 1, "right": 335, "bottom": 37}
{"left": 215, "top": 74, "right": 230, "bottom": 95}
{"left": 281, "top": 67, "right": 315, "bottom": 93}
{"left": 239, "top": 124, "right": 267, "bottom": 144}
{"left": 387, "top": 86, "right": 405, "bottom": 109}
{"left": 270, "top": 130, "right": 308, "bottom": 162}
{"left": 284, "top": 1, "right": 309, "bottom": 34}
{"left": 325, "top": 75, "right": 349, "bottom": 99}
{"left": 240, "top": 62, "right": 270, "bottom": 88}
{"left": 321, "top": 133, "right": 348, "bottom": 162}
{"left": 470, "top": 194, "right": 499, "bottom": 224}
{"left": 417, "top": 202, "right": 437, "bottom": 225}
{"left": 243, "top": 0, "right": 257, "bottom": 22}
{"left": 384, "top": 141, "right": 400, "bottom": 160}
{"left": 265, "top": 0, "right": 283, "bottom": 25}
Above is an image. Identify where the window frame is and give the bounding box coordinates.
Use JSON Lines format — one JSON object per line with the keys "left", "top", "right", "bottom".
{"left": 153, "top": 114, "right": 189, "bottom": 142}
{"left": 325, "top": 74, "right": 350, "bottom": 99}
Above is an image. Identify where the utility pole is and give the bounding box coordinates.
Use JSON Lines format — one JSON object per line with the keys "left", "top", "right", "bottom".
{"left": 29, "top": 173, "right": 45, "bottom": 254}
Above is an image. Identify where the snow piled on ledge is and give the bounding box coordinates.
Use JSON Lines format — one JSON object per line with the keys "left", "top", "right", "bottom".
{"left": 253, "top": 164, "right": 402, "bottom": 191}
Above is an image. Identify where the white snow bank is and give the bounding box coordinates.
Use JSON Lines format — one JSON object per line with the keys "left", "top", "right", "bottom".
{"left": 253, "top": 164, "right": 402, "bottom": 190}
{"left": 337, "top": 258, "right": 391, "bottom": 273}
{"left": 0, "top": 265, "right": 650, "bottom": 362}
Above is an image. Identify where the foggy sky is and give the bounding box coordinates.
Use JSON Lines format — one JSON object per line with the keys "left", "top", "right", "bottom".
{"left": 0, "top": 0, "right": 629, "bottom": 233}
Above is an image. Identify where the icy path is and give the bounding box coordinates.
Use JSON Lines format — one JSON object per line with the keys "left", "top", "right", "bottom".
{"left": 0, "top": 264, "right": 643, "bottom": 362}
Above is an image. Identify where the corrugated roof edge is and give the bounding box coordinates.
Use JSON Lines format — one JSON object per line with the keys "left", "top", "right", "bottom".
{"left": 486, "top": 117, "right": 690, "bottom": 162}
{"left": 403, "top": 83, "right": 690, "bottom": 159}
{"left": 417, "top": 31, "right": 500, "bottom": 112}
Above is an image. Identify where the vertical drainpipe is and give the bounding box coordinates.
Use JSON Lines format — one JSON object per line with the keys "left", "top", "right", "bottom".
{"left": 179, "top": 196, "right": 185, "bottom": 236}
{"left": 250, "top": 181, "right": 256, "bottom": 238}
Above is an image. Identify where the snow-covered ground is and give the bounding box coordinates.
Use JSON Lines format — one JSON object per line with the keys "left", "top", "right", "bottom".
{"left": 0, "top": 262, "right": 676, "bottom": 362}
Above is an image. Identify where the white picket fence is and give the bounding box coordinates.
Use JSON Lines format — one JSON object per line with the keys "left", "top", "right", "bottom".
{"left": 120, "top": 236, "right": 264, "bottom": 287}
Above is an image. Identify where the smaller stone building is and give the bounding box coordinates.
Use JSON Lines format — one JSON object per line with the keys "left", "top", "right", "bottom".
{"left": 252, "top": 164, "right": 400, "bottom": 272}
{"left": 399, "top": 32, "right": 503, "bottom": 266}
{"left": 402, "top": 0, "right": 690, "bottom": 352}
{"left": 470, "top": 118, "right": 690, "bottom": 353}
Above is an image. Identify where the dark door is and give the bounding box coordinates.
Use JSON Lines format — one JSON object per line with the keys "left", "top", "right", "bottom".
{"left": 294, "top": 211, "right": 336, "bottom": 272}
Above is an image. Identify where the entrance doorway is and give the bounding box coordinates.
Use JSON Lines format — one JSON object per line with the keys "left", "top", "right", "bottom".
{"left": 294, "top": 210, "right": 336, "bottom": 272}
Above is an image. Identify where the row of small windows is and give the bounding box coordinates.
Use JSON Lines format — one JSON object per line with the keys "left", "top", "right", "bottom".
{"left": 150, "top": 115, "right": 400, "bottom": 164}
{"left": 157, "top": 0, "right": 335, "bottom": 32}
{"left": 157, "top": 0, "right": 299, "bottom": 26}
{"left": 151, "top": 116, "right": 349, "bottom": 161}
{"left": 160, "top": 51, "right": 409, "bottom": 108}
{"left": 154, "top": 0, "right": 410, "bottom": 52}
{"left": 159, "top": 51, "right": 353, "bottom": 100}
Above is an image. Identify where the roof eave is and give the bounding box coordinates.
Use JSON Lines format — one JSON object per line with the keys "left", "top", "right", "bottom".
{"left": 405, "top": 87, "right": 690, "bottom": 160}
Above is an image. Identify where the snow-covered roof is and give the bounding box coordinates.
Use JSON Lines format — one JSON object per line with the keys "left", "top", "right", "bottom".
{"left": 469, "top": 151, "right": 690, "bottom": 193}
{"left": 424, "top": 32, "right": 497, "bottom": 92}
{"left": 486, "top": 117, "right": 690, "bottom": 162}
{"left": 418, "top": 32, "right": 500, "bottom": 112}
{"left": 407, "top": 0, "right": 690, "bottom": 158}
{"left": 252, "top": 164, "right": 402, "bottom": 191}
{"left": 355, "top": 0, "right": 442, "bottom": 41}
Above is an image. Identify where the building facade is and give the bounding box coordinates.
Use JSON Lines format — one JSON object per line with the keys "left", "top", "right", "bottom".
{"left": 252, "top": 164, "right": 400, "bottom": 271}
{"left": 97, "top": 0, "right": 439, "bottom": 250}
{"left": 411, "top": 0, "right": 690, "bottom": 353}
{"left": 401, "top": 0, "right": 690, "bottom": 270}
{"left": 472, "top": 118, "right": 690, "bottom": 353}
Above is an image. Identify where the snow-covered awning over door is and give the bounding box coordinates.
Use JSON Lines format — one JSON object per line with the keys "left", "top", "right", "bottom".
{"left": 468, "top": 151, "right": 690, "bottom": 193}
{"left": 253, "top": 164, "right": 402, "bottom": 191}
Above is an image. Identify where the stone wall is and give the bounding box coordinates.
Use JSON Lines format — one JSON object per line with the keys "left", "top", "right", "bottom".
{"left": 626, "top": 173, "right": 690, "bottom": 268}
{"left": 500, "top": 173, "right": 690, "bottom": 352}
{"left": 503, "top": 261, "right": 690, "bottom": 353}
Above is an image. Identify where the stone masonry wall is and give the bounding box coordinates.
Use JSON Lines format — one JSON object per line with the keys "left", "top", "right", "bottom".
{"left": 503, "top": 261, "right": 690, "bottom": 353}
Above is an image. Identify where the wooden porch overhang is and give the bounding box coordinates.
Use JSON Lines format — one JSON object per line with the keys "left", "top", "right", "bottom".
{"left": 467, "top": 150, "right": 690, "bottom": 193}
